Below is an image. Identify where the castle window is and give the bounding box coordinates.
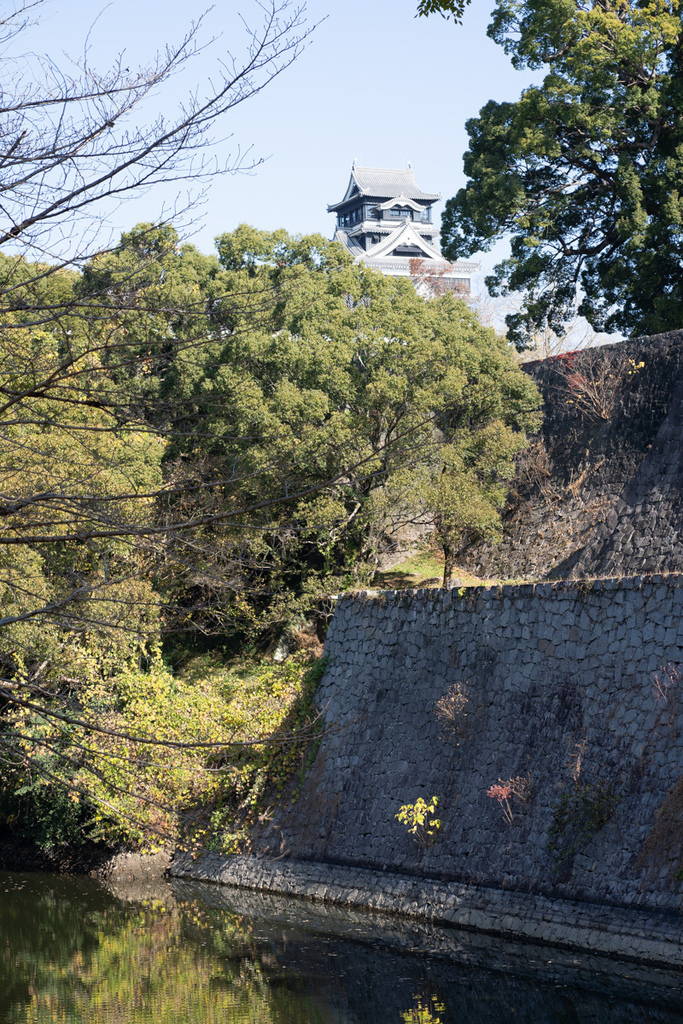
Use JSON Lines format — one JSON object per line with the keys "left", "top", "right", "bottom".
{"left": 391, "top": 245, "right": 426, "bottom": 257}
{"left": 420, "top": 209, "right": 430, "bottom": 222}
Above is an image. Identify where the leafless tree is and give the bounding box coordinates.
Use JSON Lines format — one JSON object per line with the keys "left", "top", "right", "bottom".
{"left": 0, "top": 0, "right": 325, "bottom": 633}
{"left": 409, "top": 256, "right": 468, "bottom": 299}
{"left": 0, "top": 0, "right": 309, "bottom": 259}
{"left": 0, "top": 0, "right": 343, "bottom": 837}
{"left": 0, "top": 5, "right": 449, "bottom": 848}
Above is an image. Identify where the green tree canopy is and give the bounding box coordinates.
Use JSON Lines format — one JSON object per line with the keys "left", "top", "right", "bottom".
{"left": 416, "top": 0, "right": 471, "bottom": 20}
{"left": 178, "top": 226, "right": 541, "bottom": 593}
{"left": 438, "top": 0, "right": 683, "bottom": 346}
{"left": 0, "top": 223, "right": 540, "bottom": 847}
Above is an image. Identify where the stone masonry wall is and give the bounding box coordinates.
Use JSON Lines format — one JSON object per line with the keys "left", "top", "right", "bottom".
{"left": 461, "top": 330, "right": 683, "bottom": 580}
{"left": 255, "top": 577, "right": 683, "bottom": 911}
{"left": 569, "top": 372, "right": 683, "bottom": 578}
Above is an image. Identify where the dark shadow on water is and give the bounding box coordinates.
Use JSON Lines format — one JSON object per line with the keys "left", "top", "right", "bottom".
{"left": 1, "top": 869, "right": 682, "bottom": 1023}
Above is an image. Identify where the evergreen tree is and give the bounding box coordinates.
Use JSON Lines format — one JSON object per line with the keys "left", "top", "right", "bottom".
{"left": 429, "top": 0, "right": 683, "bottom": 345}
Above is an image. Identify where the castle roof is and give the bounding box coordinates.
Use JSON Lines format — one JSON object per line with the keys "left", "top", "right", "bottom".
{"left": 364, "top": 219, "right": 443, "bottom": 261}
{"left": 328, "top": 162, "right": 440, "bottom": 212}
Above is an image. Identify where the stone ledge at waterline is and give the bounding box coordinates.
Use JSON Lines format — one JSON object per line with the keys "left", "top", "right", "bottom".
{"left": 173, "top": 575, "right": 683, "bottom": 960}
{"left": 169, "top": 854, "right": 683, "bottom": 967}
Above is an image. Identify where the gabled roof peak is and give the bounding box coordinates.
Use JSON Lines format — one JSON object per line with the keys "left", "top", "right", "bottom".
{"left": 365, "top": 219, "right": 443, "bottom": 261}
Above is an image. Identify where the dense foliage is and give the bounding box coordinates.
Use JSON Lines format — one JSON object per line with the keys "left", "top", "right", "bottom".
{"left": 2, "top": 652, "right": 324, "bottom": 854}
{"left": 437, "top": 0, "right": 683, "bottom": 345}
{"left": 0, "top": 223, "right": 539, "bottom": 850}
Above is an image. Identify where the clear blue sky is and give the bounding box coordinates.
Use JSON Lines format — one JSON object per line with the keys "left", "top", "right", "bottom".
{"left": 25, "top": 0, "right": 538, "bottom": 271}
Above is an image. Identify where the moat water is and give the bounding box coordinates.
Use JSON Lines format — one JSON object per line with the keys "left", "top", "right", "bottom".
{"left": 1, "top": 869, "right": 683, "bottom": 1023}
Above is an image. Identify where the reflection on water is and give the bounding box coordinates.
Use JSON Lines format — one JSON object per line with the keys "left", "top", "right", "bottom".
{"left": 1, "top": 869, "right": 683, "bottom": 1023}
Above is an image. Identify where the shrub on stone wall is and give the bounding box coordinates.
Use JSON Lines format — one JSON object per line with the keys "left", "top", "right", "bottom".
{"left": 395, "top": 796, "right": 442, "bottom": 848}
{"left": 547, "top": 781, "right": 619, "bottom": 869}
{"left": 434, "top": 681, "right": 469, "bottom": 739}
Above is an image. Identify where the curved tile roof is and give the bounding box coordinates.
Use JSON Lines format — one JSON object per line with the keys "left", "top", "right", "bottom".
{"left": 328, "top": 162, "right": 440, "bottom": 211}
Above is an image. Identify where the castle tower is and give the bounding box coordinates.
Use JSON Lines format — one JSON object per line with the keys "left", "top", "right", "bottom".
{"left": 328, "top": 161, "right": 477, "bottom": 292}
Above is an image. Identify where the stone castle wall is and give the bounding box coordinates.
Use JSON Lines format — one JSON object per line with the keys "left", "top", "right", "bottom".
{"left": 172, "top": 339, "right": 683, "bottom": 962}
{"left": 254, "top": 577, "right": 683, "bottom": 912}
{"left": 461, "top": 330, "right": 683, "bottom": 580}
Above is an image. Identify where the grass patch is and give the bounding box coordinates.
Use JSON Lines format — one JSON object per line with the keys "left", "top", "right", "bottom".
{"left": 373, "top": 547, "right": 486, "bottom": 590}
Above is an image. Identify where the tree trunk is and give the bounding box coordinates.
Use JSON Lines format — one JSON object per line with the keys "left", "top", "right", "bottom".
{"left": 443, "top": 544, "right": 455, "bottom": 588}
